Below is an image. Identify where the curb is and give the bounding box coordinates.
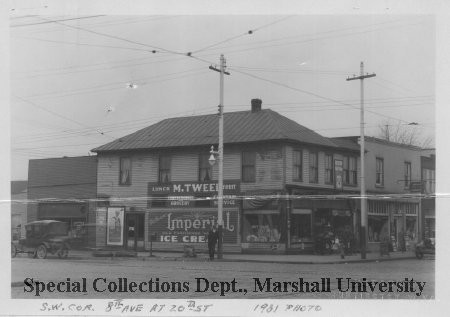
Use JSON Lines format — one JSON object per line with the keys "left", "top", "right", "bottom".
{"left": 58, "top": 253, "right": 417, "bottom": 265}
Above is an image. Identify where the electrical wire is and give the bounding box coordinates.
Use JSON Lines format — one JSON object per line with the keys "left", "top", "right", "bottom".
{"left": 22, "top": 66, "right": 207, "bottom": 100}
{"left": 13, "top": 95, "right": 434, "bottom": 145}
{"left": 10, "top": 15, "right": 106, "bottom": 27}
{"left": 36, "top": 16, "right": 185, "bottom": 56}
{"left": 191, "top": 16, "right": 294, "bottom": 54}
{"left": 230, "top": 68, "right": 421, "bottom": 124}
{"left": 12, "top": 95, "right": 116, "bottom": 140}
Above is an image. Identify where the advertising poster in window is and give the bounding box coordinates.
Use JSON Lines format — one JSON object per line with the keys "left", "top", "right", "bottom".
{"left": 107, "top": 207, "right": 124, "bottom": 245}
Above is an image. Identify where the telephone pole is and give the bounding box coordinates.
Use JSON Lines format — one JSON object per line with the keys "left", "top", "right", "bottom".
{"left": 347, "top": 61, "right": 376, "bottom": 259}
{"left": 209, "top": 54, "right": 230, "bottom": 259}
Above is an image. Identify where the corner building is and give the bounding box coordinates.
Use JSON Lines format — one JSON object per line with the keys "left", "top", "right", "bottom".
{"left": 91, "top": 99, "right": 366, "bottom": 254}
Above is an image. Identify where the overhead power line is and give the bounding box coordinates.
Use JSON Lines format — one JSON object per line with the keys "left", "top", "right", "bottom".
{"left": 12, "top": 95, "right": 115, "bottom": 140}
{"left": 230, "top": 68, "right": 419, "bottom": 125}
{"left": 10, "top": 15, "right": 106, "bottom": 27}
{"left": 35, "top": 16, "right": 185, "bottom": 56}
{"left": 191, "top": 16, "right": 293, "bottom": 54}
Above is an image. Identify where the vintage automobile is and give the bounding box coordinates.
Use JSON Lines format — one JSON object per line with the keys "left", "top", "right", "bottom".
{"left": 415, "top": 237, "right": 435, "bottom": 259}
{"left": 11, "top": 220, "right": 70, "bottom": 259}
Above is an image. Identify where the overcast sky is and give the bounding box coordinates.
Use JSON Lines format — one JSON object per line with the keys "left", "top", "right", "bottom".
{"left": 9, "top": 12, "right": 435, "bottom": 180}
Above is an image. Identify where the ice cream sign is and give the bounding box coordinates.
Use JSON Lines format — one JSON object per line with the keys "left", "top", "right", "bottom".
{"left": 148, "top": 210, "right": 238, "bottom": 244}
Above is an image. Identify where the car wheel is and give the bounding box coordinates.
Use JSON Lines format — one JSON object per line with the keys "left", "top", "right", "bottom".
{"left": 415, "top": 250, "right": 424, "bottom": 259}
{"left": 11, "top": 244, "right": 17, "bottom": 258}
{"left": 36, "top": 245, "right": 48, "bottom": 259}
{"left": 57, "top": 247, "right": 69, "bottom": 259}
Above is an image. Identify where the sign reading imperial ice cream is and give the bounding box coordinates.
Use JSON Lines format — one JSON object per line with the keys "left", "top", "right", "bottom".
{"left": 148, "top": 180, "right": 240, "bottom": 208}
{"left": 148, "top": 209, "right": 238, "bottom": 244}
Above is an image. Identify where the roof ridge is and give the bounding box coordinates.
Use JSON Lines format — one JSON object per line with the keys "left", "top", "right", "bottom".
{"left": 265, "top": 109, "right": 288, "bottom": 138}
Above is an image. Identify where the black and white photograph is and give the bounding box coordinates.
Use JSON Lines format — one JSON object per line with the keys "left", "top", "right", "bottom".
{"left": 3, "top": 0, "right": 450, "bottom": 316}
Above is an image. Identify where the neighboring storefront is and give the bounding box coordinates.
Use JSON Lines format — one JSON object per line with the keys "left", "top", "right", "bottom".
{"left": 287, "top": 187, "right": 356, "bottom": 254}
{"left": 38, "top": 202, "right": 89, "bottom": 247}
{"left": 241, "top": 190, "right": 286, "bottom": 253}
{"left": 367, "top": 199, "right": 419, "bottom": 252}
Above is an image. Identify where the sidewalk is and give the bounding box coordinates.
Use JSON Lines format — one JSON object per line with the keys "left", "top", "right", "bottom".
{"left": 67, "top": 249, "right": 417, "bottom": 265}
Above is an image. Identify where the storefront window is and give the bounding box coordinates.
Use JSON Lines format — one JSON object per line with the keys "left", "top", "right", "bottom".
{"left": 405, "top": 217, "right": 417, "bottom": 241}
{"left": 368, "top": 216, "right": 388, "bottom": 242}
{"left": 290, "top": 213, "right": 312, "bottom": 242}
{"left": 243, "top": 213, "right": 281, "bottom": 243}
{"left": 425, "top": 218, "right": 435, "bottom": 238}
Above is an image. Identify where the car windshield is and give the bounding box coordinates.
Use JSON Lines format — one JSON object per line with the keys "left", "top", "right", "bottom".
{"left": 48, "top": 222, "right": 69, "bottom": 235}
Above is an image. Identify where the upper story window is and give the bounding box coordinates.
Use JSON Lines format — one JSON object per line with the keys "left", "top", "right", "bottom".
{"left": 242, "top": 151, "right": 256, "bottom": 183}
{"left": 199, "top": 153, "right": 212, "bottom": 181}
{"left": 376, "top": 157, "right": 384, "bottom": 186}
{"left": 343, "top": 156, "right": 357, "bottom": 186}
{"left": 325, "top": 154, "right": 333, "bottom": 184}
{"left": 293, "top": 149, "right": 303, "bottom": 181}
{"left": 159, "top": 155, "right": 171, "bottom": 183}
{"left": 422, "top": 168, "right": 435, "bottom": 194}
{"left": 309, "top": 151, "right": 318, "bottom": 183}
{"left": 349, "top": 157, "right": 357, "bottom": 185}
{"left": 119, "top": 157, "right": 131, "bottom": 185}
{"left": 404, "top": 162, "right": 412, "bottom": 188}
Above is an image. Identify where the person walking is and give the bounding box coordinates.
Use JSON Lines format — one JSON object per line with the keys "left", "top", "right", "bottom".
{"left": 207, "top": 225, "right": 219, "bottom": 260}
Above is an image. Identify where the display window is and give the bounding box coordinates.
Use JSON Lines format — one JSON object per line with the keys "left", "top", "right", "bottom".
{"left": 405, "top": 217, "right": 417, "bottom": 241}
{"left": 425, "top": 217, "right": 435, "bottom": 238}
{"left": 243, "top": 212, "right": 281, "bottom": 243}
{"left": 368, "top": 216, "right": 388, "bottom": 242}
{"left": 290, "top": 210, "right": 312, "bottom": 243}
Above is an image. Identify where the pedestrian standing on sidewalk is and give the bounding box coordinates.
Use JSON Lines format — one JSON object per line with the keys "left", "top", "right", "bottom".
{"left": 207, "top": 225, "right": 219, "bottom": 261}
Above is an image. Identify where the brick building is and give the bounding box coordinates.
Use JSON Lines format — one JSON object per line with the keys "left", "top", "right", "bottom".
{"left": 11, "top": 180, "right": 27, "bottom": 240}
{"left": 27, "top": 156, "right": 97, "bottom": 248}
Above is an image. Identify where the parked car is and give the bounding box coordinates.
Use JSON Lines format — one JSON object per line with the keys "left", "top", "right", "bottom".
{"left": 11, "top": 220, "right": 70, "bottom": 259}
{"left": 415, "top": 237, "right": 435, "bottom": 259}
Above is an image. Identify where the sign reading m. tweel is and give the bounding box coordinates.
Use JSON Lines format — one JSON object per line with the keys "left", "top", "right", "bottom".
{"left": 148, "top": 180, "right": 240, "bottom": 208}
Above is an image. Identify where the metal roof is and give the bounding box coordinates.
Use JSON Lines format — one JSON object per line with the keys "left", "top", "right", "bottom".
{"left": 92, "top": 109, "right": 338, "bottom": 152}
{"left": 333, "top": 136, "right": 423, "bottom": 151}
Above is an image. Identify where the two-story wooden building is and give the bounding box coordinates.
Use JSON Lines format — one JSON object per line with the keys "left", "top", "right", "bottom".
{"left": 421, "top": 149, "right": 435, "bottom": 240}
{"left": 91, "top": 99, "right": 361, "bottom": 254}
{"left": 333, "top": 136, "right": 422, "bottom": 252}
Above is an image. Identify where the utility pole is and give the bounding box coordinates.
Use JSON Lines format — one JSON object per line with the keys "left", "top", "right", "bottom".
{"left": 347, "top": 61, "right": 376, "bottom": 259}
{"left": 209, "top": 55, "right": 230, "bottom": 259}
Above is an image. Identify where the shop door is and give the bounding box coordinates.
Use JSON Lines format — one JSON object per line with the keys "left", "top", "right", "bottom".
{"left": 125, "top": 213, "right": 145, "bottom": 251}
{"left": 392, "top": 215, "right": 406, "bottom": 251}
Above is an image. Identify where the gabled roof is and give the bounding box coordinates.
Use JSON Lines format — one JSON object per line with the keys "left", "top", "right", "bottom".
{"left": 92, "top": 109, "right": 338, "bottom": 152}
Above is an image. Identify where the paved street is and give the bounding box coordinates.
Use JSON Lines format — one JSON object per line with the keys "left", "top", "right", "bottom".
{"left": 11, "top": 256, "right": 434, "bottom": 299}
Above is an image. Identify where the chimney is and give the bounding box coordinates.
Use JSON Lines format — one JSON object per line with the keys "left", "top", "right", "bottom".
{"left": 251, "top": 98, "right": 262, "bottom": 112}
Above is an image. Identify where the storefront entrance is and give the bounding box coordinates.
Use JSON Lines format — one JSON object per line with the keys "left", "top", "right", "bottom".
{"left": 125, "top": 213, "right": 145, "bottom": 251}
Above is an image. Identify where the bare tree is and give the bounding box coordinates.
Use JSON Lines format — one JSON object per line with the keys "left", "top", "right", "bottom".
{"left": 377, "top": 120, "right": 434, "bottom": 148}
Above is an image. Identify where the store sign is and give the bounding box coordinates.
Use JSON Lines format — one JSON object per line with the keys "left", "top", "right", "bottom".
{"left": 334, "top": 159, "right": 343, "bottom": 190}
{"left": 409, "top": 181, "right": 423, "bottom": 193}
{"left": 148, "top": 181, "right": 240, "bottom": 208}
{"left": 107, "top": 207, "right": 124, "bottom": 246}
{"left": 148, "top": 209, "right": 238, "bottom": 244}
